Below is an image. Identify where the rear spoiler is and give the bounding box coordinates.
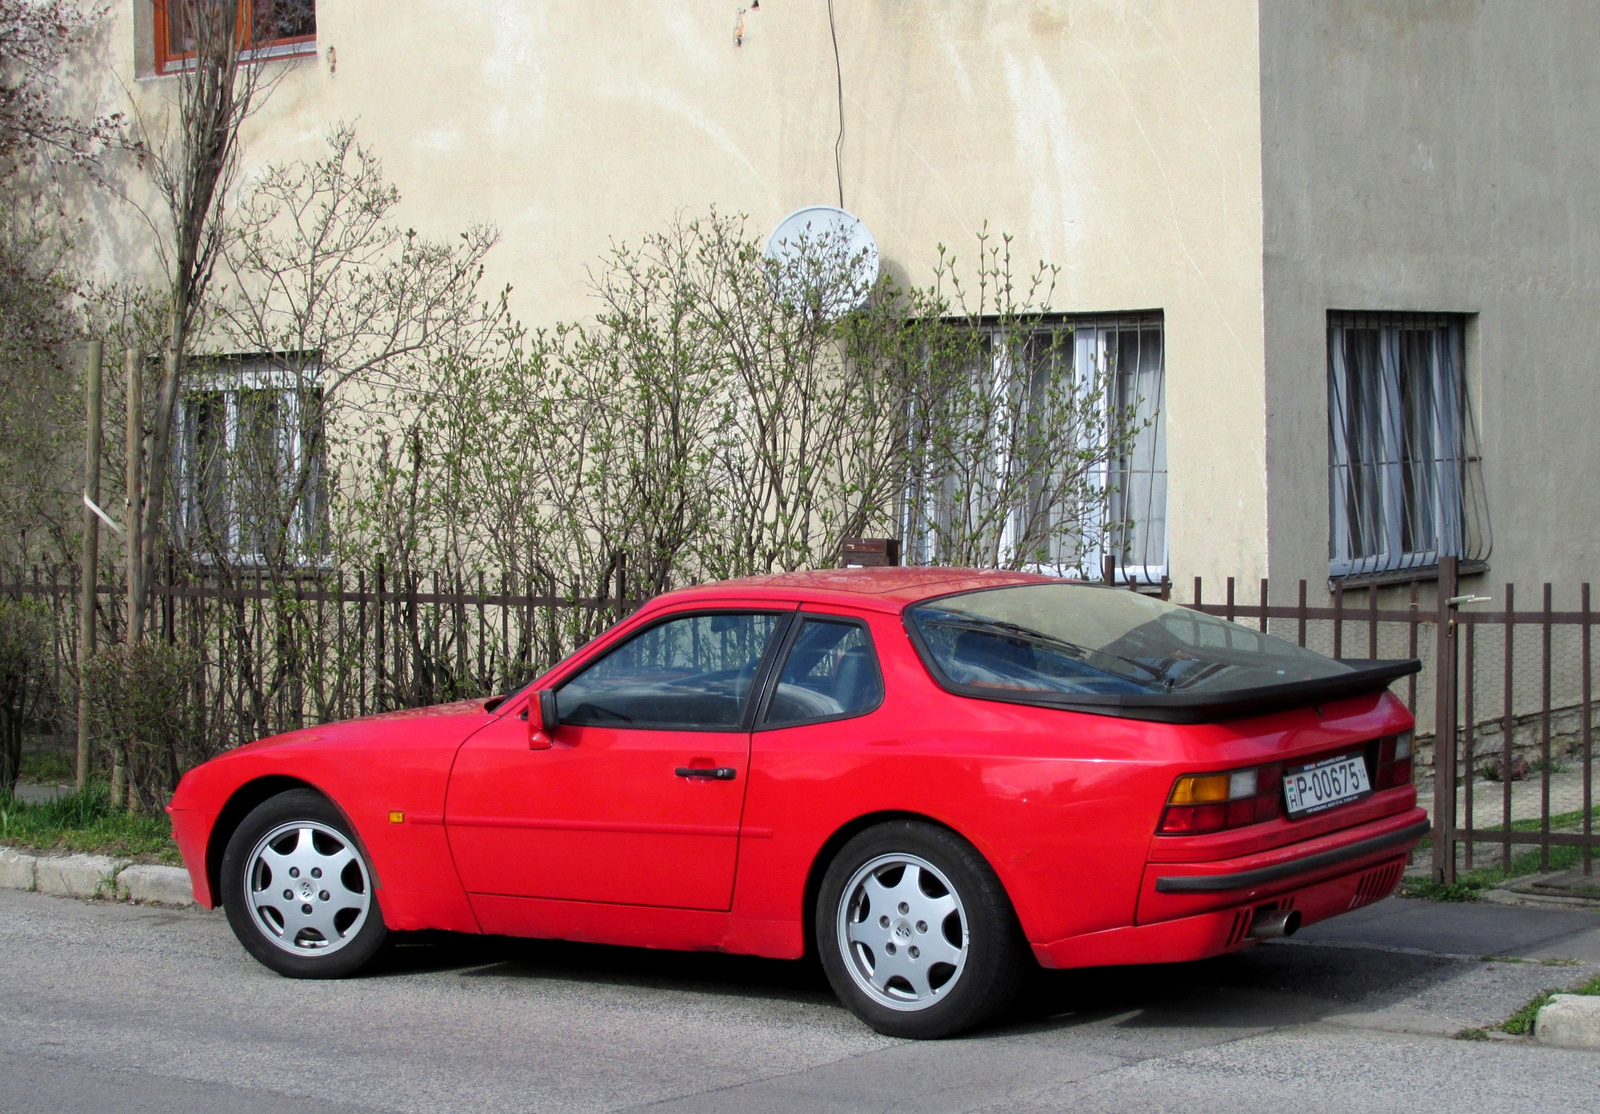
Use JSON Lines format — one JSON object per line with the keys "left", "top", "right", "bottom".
{"left": 932, "top": 658, "right": 1422, "bottom": 724}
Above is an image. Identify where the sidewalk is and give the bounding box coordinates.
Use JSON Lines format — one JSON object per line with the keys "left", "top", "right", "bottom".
{"left": 1299, "top": 892, "right": 1600, "bottom": 962}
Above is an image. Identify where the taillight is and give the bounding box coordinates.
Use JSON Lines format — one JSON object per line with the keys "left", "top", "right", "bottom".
{"left": 1374, "top": 731, "right": 1414, "bottom": 790}
{"left": 1158, "top": 762, "right": 1284, "bottom": 835}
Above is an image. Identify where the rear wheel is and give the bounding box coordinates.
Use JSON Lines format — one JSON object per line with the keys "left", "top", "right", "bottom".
{"left": 221, "top": 789, "right": 388, "bottom": 978}
{"left": 816, "top": 821, "right": 1025, "bottom": 1038}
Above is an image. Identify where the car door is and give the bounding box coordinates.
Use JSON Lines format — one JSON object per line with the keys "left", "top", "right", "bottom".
{"left": 445, "top": 607, "right": 793, "bottom": 911}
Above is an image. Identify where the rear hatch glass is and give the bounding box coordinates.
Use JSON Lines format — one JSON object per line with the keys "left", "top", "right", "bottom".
{"left": 907, "top": 583, "right": 1417, "bottom": 723}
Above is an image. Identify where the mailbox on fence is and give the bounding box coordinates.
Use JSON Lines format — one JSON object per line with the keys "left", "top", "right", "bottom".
{"left": 841, "top": 538, "right": 901, "bottom": 567}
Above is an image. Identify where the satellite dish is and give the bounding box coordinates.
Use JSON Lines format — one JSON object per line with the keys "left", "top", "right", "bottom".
{"left": 764, "top": 205, "right": 880, "bottom": 318}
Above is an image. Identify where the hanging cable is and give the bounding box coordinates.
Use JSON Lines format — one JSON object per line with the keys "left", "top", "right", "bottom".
{"left": 827, "top": 0, "right": 844, "bottom": 208}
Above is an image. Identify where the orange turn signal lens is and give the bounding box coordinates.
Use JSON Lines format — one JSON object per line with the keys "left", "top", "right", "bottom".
{"left": 388, "top": 811, "right": 404, "bottom": 824}
{"left": 1168, "top": 773, "right": 1231, "bottom": 805}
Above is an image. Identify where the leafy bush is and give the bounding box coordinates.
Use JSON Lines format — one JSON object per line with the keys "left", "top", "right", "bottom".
{"left": 0, "top": 598, "right": 53, "bottom": 796}
{"left": 83, "top": 641, "right": 215, "bottom": 813}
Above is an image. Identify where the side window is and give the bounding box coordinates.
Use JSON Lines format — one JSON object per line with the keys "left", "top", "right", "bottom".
{"left": 762, "top": 620, "right": 884, "bottom": 728}
{"left": 557, "top": 612, "right": 785, "bottom": 730}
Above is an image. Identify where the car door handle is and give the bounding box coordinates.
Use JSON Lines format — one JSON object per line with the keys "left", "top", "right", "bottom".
{"left": 675, "top": 766, "right": 737, "bottom": 780}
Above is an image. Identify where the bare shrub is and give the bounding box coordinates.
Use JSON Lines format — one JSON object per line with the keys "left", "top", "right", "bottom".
{"left": 83, "top": 640, "right": 211, "bottom": 812}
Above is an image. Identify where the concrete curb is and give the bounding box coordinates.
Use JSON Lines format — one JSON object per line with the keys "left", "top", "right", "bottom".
{"left": 1536, "top": 994, "right": 1600, "bottom": 1051}
{"left": 0, "top": 846, "right": 195, "bottom": 908}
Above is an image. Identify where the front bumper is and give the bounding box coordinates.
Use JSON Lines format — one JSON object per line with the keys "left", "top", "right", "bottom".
{"left": 165, "top": 807, "right": 214, "bottom": 907}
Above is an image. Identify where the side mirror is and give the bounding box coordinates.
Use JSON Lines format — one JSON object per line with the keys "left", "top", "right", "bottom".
{"left": 527, "top": 688, "right": 560, "bottom": 749}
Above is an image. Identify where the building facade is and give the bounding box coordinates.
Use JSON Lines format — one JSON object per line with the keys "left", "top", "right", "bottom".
{"left": 94, "top": 1, "right": 1600, "bottom": 599}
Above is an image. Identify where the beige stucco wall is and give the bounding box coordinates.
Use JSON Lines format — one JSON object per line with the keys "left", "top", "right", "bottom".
{"left": 95, "top": 0, "right": 1269, "bottom": 586}
{"left": 1260, "top": 0, "right": 1600, "bottom": 602}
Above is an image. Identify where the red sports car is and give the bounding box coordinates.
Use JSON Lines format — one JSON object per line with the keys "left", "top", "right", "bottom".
{"left": 168, "top": 568, "right": 1427, "bottom": 1038}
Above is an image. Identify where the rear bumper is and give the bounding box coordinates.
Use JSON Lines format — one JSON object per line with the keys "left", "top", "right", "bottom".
{"left": 1134, "top": 806, "right": 1428, "bottom": 925}
{"left": 1032, "top": 849, "right": 1411, "bottom": 968}
{"left": 1152, "top": 817, "right": 1430, "bottom": 894}
{"left": 1029, "top": 805, "right": 1428, "bottom": 970}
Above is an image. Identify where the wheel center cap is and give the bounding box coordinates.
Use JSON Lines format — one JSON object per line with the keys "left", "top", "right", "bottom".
{"left": 299, "top": 880, "right": 315, "bottom": 900}
{"left": 894, "top": 920, "right": 913, "bottom": 941}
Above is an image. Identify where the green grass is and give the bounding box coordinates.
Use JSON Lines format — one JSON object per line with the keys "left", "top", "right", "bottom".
{"left": 19, "top": 746, "right": 75, "bottom": 784}
{"left": 1401, "top": 805, "right": 1600, "bottom": 901}
{"left": 1499, "top": 974, "right": 1600, "bottom": 1036}
{"left": 0, "top": 785, "right": 182, "bottom": 864}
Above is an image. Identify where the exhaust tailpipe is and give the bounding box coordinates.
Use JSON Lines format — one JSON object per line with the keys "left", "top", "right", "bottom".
{"left": 1247, "top": 907, "right": 1302, "bottom": 940}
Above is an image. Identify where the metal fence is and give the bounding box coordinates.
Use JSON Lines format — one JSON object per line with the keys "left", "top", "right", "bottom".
{"left": 5, "top": 560, "right": 636, "bottom": 759}
{"left": 1176, "top": 558, "right": 1595, "bottom": 883}
{"left": 6, "top": 555, "right": 1595, "bottom": 882}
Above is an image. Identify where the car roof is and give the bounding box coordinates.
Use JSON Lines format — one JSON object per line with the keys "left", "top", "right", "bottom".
{"left": 636, "top": 566, "right": 1082, "bottom": 615}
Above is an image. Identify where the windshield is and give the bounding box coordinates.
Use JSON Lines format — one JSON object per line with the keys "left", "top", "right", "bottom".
{"left": 908, "top": 583, "right": 1351, "bottom": 698}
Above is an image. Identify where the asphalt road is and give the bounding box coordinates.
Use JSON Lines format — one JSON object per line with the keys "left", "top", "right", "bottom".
{"left": 2, "top": 889, "right": 1599, "bottom": 1114}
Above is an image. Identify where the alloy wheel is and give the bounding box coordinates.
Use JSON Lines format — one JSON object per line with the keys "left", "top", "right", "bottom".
{"left": 244, "top": 820, "right": 371, "bottom": 956}
{"left": 836, "top": 852, "right": 969, "bottom": 1011}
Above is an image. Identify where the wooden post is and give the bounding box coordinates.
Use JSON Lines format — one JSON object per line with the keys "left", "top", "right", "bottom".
{"left": 124, "top": 347, "right": 145, "bottom": 643}
{"left": 1431, "top": 555, "right": 1459, "bottom": 885}
{"left": 76, "top": 341, "right": 103, "bottom": 790}
{"left": 114, "top": 346, "right": 142, "bottom": 808}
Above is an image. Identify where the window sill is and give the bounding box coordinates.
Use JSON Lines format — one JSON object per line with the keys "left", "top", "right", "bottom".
{"left": 1328, "top": 560, "right": 1488, "bottom": 592}
{"left": 152, "top": 38, "right": 318, "bottom": 78}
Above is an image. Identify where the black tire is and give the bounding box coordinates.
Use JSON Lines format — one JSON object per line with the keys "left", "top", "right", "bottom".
{"left": 816, "top": 821, "right": 1026, "bottom": 1038}
{"left": 220, "top": 789, "right": 388, "bottom": 978}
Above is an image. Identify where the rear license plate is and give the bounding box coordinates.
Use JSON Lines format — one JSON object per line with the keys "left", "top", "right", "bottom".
{"left": 1283, "top": 754, "right": 1371, "bottom": 818}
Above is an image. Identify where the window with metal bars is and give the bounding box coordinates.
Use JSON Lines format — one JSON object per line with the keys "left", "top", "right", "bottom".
{"left": 903, "top": 313, "right": 1167, "bottom": 582}
{"left": 175, "top": 357, "right": 327, "bottom": 567}
{"left": 1326, "top": 311, "right": 1491, "bottom": 581}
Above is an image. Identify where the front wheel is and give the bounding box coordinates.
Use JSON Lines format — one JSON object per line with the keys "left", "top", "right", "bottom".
{"left": 816, "top": 822, "right": 1025, "bottom": 1038}
{"left": 221, "top": 789, "right": 388, "bottom": 978}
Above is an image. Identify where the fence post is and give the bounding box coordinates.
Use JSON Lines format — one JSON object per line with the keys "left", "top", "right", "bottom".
{"left": 1333, "top": 582, "right": 1344, "bottom": 659}
{"left": 1502, "top": 584, "right": 1515, "bottom": 873}
{"left": 1296, "top": 580, "right": 1308, "bottom": 647}
{"left": 1583, "top": 582, "right": 1593, "bottom": 877}
{"left": 76, "top": 340, "right": 103, "bottom": 790}
{"left": 1432, "top": 555, "right": 1460, "bottom": 885}
{"left": 374, "top": 558, "right": 386, "bottom": 712}
{"left": 1540, "top": 583, "right": 1553, "bottom": 872}
{"left": 124, "top": 346, "right": 145, "bottom": 645}
{"left": 114, "top": 345, "right": 141, "bottom": 807}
